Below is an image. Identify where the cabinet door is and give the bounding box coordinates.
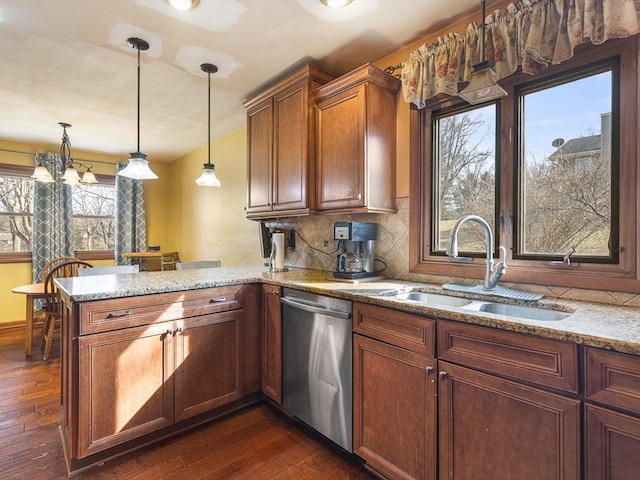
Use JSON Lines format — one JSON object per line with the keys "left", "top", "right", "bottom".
{"left": 316, "top": 83, "right": 366, "bottom": 211}
{"left": 585, "top": 403, "right": 640, "bottom": 480}
{"left": 353, "top": 334, "right": 436, "bottom": 480}
{"left": 77, "top": 322, "right": 174, "bottom": 458}
{"left": 438, "top": 361, "right": 580, "bottom": 480}
{"left": 261, "top": 284, "right": 282, "bottom": 402}
{"left": 272, "top": 81, "right": 309, "bottom": 213}
{"left": 246, "top": 98, "right": 273, "bottom": 214}
{"left": 174, "top": 310, "right": 243, "bottom": 422}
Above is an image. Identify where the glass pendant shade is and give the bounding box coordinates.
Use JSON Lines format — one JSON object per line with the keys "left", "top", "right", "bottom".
{"left": 31, "top": 165, "right": 54, "bottom": 183}
{"left": 62, "top": 166, "right": 81, "bottom": 185}
{"left": 81, "top": 169, "right": 98, "bottom": 184}
{"left": 119, "top": 152, "right": 158, "bottom": 180}
{"left": 196, "top": 163, "right": 221, "bottom": 187}
{"left": 459, "top": 61, "right": 508, "bottom": 104}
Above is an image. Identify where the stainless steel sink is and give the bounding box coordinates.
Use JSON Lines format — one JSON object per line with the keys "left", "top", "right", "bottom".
{"left": 395, "top": 291, "right": 473, "bottom": 308}
{"left": 462, "top": 302, "right": 570, "bottom": 321}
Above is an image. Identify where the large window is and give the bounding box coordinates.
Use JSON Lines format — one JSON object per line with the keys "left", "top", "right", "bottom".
{"left": 0, "top": 166, "right": 33, "bottom": 253}
{"left": 411, "top": 38, "right": 638, "bottom": 292}
{"left": 0, "top": 163, "right": 115, "bottom": 262}
{"left": 516, "top": 60, "right": 617, "bottom": 262}
{"left": 432, "top": 103, "right": 497, "bottom": 255}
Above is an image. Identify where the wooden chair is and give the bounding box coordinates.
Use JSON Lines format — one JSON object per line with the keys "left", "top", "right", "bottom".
{"left": 42, "top": 260, "right": 93, "bottom": 361}
{"left": 40, "top": 256, "right": 80, "bottom": 282}
{"left": 175, "top": 260, "right": 221, "bottom": 270}
{"left": 77, "top": 265, "right": 140, "bottom": 276}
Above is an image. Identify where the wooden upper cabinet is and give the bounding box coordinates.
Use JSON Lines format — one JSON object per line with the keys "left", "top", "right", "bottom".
{"left": 314, "top": 64, "right": 400, "bottom": 214}
{"left": 244, "top": 64, "right": 334, "bottom": 219}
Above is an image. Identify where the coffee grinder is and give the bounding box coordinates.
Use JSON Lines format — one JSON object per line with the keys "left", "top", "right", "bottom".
{"left": 333, "top": 221, "right": 378, "bottom": 279}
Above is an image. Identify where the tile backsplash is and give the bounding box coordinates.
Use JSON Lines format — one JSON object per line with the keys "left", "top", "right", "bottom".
{"left": 267, "top": 197, "right": 640, "bottom": 307}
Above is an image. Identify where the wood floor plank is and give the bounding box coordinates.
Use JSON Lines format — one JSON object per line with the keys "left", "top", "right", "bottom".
{"left": 0, "top": 334, "right": 372, "bottom": 480}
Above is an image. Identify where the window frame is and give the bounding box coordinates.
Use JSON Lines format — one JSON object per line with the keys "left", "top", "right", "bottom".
{"left": 513, "top": 57, "right": 620, "bottom": 264}
{"left": 409, "top": 37, "right": 640, "bottom": 293}
{"left": 0, "top": 163, "right": 116, "bottom": 264}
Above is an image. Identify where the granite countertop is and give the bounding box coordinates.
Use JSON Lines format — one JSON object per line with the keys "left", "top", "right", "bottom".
{"left": 55, "top": 265, "right": 640, "bottom": 356}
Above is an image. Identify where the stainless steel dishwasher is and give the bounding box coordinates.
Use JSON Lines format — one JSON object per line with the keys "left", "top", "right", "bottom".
{"left": 280, "top": 288, "right": 353, "bottom": 452}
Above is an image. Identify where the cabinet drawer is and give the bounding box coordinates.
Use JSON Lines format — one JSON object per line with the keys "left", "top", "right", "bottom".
{"left": 584, "top": 347, "right": 640, "bottom": 414}
{"left": 354, "top": 302, "right": 435, "bottom": 356}
{"left": 438, "top": 321, "right": 578, "bottom": 393}
{"left": 80, "top": 286, "right": 242, "bottom": 334}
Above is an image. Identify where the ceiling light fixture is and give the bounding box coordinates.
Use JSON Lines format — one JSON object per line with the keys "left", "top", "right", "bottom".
{"left": 166, "top": 0, "right": 200, "bottom": 11}
{"left": 459, "top": 0, "right": 507, "bottom": 105}
{"left": 195, "top": 63, "right": 222, "bottom": 188}
{"left": 31, "top": 122, "right": 98, "bottom": 185}
{"left": 320, "top": 0, "right": 353, "bottom": 7}
{"left": 118, "top": 37, "right": 158, "bottom": 180}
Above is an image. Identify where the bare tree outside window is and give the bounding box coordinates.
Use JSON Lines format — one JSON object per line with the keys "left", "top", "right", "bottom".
{"left": 0, "top": 176, "right": 33, "bottom": 252}
{"left": 519, "top": 69, "right": 613, "bottom": 259}
{"left": 72, "top": 184, "right": 115, "bottom": 251}
{"left": 433, "top": 105, "right": 496, "bottom": 253}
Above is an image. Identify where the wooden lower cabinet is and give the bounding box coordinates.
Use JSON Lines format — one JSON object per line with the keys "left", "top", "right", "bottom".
{"left": 353, "top": 334, "right": 436, "bottom": 480}
{"left": 584, "top": 403, "right": 640, "bottom": 480}
{"left": 438, "top": 361, "right": 581, "bottom": 480}
{"left": 174, "top": 310, "right": 243, "bottom": 422}
{"left": 78, "top": 322, "right": 175, "bottom": 458}
{"left": 261, "top": 284, "right": 282, "bottom": 403}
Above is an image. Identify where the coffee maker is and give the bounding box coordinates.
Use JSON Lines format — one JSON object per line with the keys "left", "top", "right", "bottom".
{"left": 333, "top": 221, "right": 378, "bottom": 279}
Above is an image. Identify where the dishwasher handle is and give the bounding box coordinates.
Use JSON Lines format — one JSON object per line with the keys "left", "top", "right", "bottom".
{"left": 280, "top": 296, "right": 351, "bottom": 320}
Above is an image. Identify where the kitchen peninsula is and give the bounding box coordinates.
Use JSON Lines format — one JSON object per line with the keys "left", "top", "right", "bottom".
{"left": 55, "top": 266, "right": 640, "bottom": 478}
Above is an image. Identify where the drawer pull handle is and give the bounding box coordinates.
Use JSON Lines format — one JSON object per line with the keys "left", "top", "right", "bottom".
{"left": 210, "top": 298, "right": 227, "bottom": 303}
{"left": 107, "top": 310, "right": 131, "bottom": 318}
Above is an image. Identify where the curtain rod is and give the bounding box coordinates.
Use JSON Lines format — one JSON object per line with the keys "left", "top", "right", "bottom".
{"left": 0, "top": 147, "right": 120, "bottom": 167}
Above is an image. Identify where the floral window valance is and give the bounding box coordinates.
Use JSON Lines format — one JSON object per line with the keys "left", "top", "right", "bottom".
{"left": 401, "top": 0, "right": 640, "bottom": 108}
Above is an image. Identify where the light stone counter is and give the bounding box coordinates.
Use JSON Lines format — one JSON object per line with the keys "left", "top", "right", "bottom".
{"left": 56, "top": 266, "right": 640, "bottom": 356}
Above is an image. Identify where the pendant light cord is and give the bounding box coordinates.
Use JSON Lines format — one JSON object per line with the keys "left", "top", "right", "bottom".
{"left": 207, "top": 70, "right": 211, "bottom": 165}
{"left": 136, "top": 46, "right": 141, "bottom": 153}
{"left": 481, "top": 0, "right": 486, "bottom": 63}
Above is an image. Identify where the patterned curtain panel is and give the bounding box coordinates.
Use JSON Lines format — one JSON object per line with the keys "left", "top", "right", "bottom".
{"left": 114, "top": 163, "right": 147, "bottom": 265}
{"left": 31, "top": 152, "right": 75, "bottom": 283}
{"left": 402, "top": 0, "right": 640, "bottom": 108}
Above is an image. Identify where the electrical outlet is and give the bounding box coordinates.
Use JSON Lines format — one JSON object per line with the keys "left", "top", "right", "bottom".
{"left": 288, "top": 230, "right": 296, "bottom": 251}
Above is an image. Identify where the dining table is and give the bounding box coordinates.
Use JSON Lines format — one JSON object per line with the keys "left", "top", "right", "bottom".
{"left": 11, "top": 282, "right": 46, "bottom": 356}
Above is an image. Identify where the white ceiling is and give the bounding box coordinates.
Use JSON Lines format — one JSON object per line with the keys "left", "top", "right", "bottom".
{"left": 0, "top": 0, "right": 479, "bottom": 162}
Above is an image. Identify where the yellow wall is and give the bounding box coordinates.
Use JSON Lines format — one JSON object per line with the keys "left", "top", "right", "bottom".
{"left": 169, "top": 129, "right": 263, "bottom": 266}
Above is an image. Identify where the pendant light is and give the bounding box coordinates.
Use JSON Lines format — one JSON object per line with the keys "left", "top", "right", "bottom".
{"left": 459, "top": 0, "right": 507, "bottom": 105}
{"left": 195, "top": 63, "right": 222, "bottom": 187}
{"left": 119, "top": 37, "right": 158, "bottom": 180}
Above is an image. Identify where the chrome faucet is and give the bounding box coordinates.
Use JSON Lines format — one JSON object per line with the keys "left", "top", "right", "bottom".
{"left": 446, "top": 215, "right": 507, "bottom": 290}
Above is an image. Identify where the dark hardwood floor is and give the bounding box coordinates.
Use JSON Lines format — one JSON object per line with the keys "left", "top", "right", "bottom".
{"left": 0, "top": 331, "right": 372, "bottom": 480}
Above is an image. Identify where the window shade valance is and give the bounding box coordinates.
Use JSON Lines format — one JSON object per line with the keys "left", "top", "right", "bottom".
{"left": 401, "top": 0, "right": 640, "bottom": 108}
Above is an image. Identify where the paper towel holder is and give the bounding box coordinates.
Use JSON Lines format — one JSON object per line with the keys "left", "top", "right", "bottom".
{"left": 269, "top": 232, "right": 289, "bottom": 273}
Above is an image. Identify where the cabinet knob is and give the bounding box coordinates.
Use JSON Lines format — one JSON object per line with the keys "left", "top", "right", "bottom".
{"left": 176, "top": 327, "right": 184, "bottom": 334}
{"left": 272, "top": 290, "right": 280, "bottom": 296}
{"left": 439, "top": 371, "right": 448, "bottom": 378}
{"left": 166, "top": 328, "right": 174, "bottom": 336}
{"left": 425, "top": 366, "right": 433, "bottom": 374}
